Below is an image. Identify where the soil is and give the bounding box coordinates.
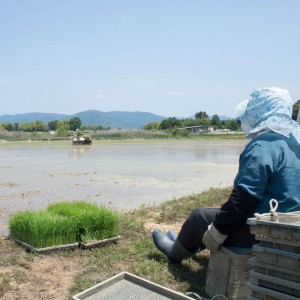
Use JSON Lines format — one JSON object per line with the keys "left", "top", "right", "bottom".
{"left": 0, "top": 244, "right": 79, "bottom": 299}
{"left": 0, "top": 222, "right": 178, "bottom": 300}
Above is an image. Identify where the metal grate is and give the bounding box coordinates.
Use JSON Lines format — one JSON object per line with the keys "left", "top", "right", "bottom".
{"left": 72, "top": 272, "right": 193, "bottom": 300}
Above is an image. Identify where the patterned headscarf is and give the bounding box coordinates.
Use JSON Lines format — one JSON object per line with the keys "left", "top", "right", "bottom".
{"left": 235, "top": 87, "right": 300, "bottom": 143}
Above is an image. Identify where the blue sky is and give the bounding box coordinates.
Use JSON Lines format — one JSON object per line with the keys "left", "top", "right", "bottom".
{"left": 1, "top": 1, "right": 299, "bottom": 118}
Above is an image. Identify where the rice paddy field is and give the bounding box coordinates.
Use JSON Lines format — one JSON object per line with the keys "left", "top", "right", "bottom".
{"left": 0, "top": 138, "right": 244, "bottom": 299}
{"left": 0, "top": 139, "right": 246, "bottom": 236}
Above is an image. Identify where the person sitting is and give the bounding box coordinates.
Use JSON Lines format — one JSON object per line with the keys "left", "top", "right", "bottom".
{"left": 152, "top": 87, "right": 300, "bottom": 263}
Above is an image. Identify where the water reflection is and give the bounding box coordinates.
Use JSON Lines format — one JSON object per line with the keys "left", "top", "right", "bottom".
{"left": 68, "top": 145, "right": 92, "bottom": 158}
{"left": 0, "top": 140, "right": 246, "bottom": 235}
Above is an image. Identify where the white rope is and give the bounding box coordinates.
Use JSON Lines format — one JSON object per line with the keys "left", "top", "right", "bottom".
{"left": 184, "top": 292, "right": 228, "bottom": 300}
{"left": 269, "top": 198, "right": 279, "bottom": 222}
{"left": 211, "top": 295, "right": 228, "bottom": 300}
{"left": 269, "top": 199, "right": 278, "bottom": 213}
{"left": 184, "top": 292, "right": 205, "bottom": 299}
{"left": 254, "top": 199, "right": 279, "bottom": 222}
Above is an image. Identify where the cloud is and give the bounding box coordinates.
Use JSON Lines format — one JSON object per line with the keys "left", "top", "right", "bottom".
{"left": 96, "top": 94, "right": 109, "bottom": 100}
{"left": 166, "top": 91, "right": 184, "bottom": 96}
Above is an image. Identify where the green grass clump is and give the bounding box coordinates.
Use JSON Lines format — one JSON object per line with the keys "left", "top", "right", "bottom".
{"left": 8, "top": 202, "right": 119, "bottom": 248}
{"left": 46, "top": 201, "right": 119, "bottom": 243}
{"left": 8, "top": 211, "right": 77, "bottom": 248}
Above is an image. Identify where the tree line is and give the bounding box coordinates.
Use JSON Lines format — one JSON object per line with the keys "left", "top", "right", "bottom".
{"left": 144, "top": 113, "right": 240, "bottom": 131}
{"left": 0, "top": 117, "right": 83, "bottom": 135}
{"left": 145, "top": 100, "right": 300, "bottom": 131}
{"left": 1, "top": 100, "right": 299, "bottom": 134}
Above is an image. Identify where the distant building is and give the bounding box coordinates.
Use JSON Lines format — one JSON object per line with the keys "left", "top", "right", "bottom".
{"left": 178, "top": 126, "right": 214, "bottom": 133}
{"left": 215, "top": 129, "right": 231, "bottom": 132}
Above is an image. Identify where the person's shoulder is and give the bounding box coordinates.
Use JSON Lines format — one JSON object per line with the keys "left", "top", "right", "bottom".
{"left": 250, "top": 131, "right": 300, "bottom": 152}
{"left": 249, "top": 131, "right": 290, "bottom": 147}
{"left": 254, "top": 131, "right": 284, "bottom": 142}
{"left": 246, "top": 132, "right": 285, "bottom": 150}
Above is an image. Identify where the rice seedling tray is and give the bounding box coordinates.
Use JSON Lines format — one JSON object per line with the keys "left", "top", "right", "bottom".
{"left": 247, "top": 283, "right": 300, "bottom": 300}
{"left": 252, "top": 244, "right": 300, "bottom": 271}
{"left": 72, "top": 271, "right": 194, "bottom": 300}
{"left": 249, "top": 257, "right": 300, "bottom": 283}
{"left": 247, "top": 212, "right": 300, "bottom": 241}
{"left": 78, "top": 236, "right": 121, "bottom": 249}
{"left": 256, "top": 235, "right": 300, "bottom": 253}
{"left": 8, "top": 236, "right": 79, "bottom": 254}
{"left": 250, "top": 270, "right": 300, "bottom": 297}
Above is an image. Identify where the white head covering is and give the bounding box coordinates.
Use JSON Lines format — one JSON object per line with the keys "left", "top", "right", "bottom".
{"left": 235, "top": 87, "right": 300, "bottom": 143}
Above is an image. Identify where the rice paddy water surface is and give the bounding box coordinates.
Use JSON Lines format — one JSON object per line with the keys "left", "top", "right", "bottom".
{"left": 0, "top": 139, "right": 246, "bottom": 235}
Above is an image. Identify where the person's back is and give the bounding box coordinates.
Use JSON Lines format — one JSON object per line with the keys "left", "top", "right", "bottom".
{"left": 234, "top": 131, "right": 300, "bottom": 215}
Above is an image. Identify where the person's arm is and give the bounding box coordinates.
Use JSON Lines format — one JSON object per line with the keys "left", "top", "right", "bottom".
{"left": 212, "top": 186, "right": 259, "bottom": 235}
{"left": 213, "top": 138, "right": 277, "bottom": 236}
{"left": 203, "top": 138, "right": 276, "bottom": 251}
{"left": 202, "top": 186, "right": 258, "bottom": 252}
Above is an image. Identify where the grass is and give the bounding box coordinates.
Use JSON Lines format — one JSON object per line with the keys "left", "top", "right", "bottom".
{"left": 0, "top": 273, "right": 10, "bottom": 298}
{"left": 0, "top": 129, "right": 246, "bottom": 141}
{"left": 69, "top": 187, "right": 232, "bottom": 296}
{"left": 1, "top": 187, "right": 232, "bottom": 299}
{"left": 91, "top": 129, "right": 171, "bottom": 140}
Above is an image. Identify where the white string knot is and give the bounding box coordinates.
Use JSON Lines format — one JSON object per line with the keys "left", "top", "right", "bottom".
{"left": 269, "top": 199, "right": 279, "bottom": 222}
{"left": 254, "top": 199, "right": 279, "bottom": 222}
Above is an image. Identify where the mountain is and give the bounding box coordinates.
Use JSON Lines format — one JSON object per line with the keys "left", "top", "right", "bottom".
{"left": 218, "top": 115, "right": 233, "bottom": 120}
{"left": 0, "top": 112, "right": 69, "bottom": 124}
{"left": 0, "top": 110, "right": 165, "bottom": 129}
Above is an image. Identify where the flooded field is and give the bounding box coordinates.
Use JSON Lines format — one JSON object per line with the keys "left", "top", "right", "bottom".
{"left": 0, "top": 139, "right": 246, "bottom": 235}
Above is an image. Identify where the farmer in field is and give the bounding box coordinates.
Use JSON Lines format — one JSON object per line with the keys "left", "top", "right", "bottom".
{"left": 152, "top": 87, "right": 300, "bottom": 263}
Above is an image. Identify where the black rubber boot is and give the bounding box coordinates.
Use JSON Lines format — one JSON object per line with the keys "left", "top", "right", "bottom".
{"left": 152, "top": 229, "right": 194, "bottom": 263}
{"left": 167, "top": 229, "right": 178, "bottom": 241}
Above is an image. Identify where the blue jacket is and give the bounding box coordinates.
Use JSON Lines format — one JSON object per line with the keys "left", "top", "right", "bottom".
{"left": 234, "top": 131, "right": 300, "bottom": 214}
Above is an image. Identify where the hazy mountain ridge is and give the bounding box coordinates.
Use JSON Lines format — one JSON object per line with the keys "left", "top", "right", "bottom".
{"left": 0, "top": 110, "right": 166, "bottom": 129}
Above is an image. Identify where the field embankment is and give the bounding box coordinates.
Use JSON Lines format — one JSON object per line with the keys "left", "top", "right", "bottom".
{"left": 0, "top": 187, "right": 232, "bottom": 299}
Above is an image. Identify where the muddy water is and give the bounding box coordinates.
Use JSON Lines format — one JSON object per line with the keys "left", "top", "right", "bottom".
{"left": 0, "top": 139, "right": 246, "bottom": 235}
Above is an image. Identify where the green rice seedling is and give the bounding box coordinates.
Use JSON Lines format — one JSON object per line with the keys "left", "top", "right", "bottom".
{"left": 8, "top": 211, "right": 77, "bottom": 248}
{"left": 81, "top": 207, "right": 119, "bottom": 242}
{"left": 46, "top": 201, "right": 119, "bottom": 242}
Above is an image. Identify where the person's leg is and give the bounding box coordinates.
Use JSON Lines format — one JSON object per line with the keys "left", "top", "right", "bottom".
{"left": 178, "top": 208, "right": 257, "bottom": 249}
{"left": 152, "top": 207, "right": 220, "bottom": 263}
{"left": 177, "top": 207, "right": 220, "bottom": 252}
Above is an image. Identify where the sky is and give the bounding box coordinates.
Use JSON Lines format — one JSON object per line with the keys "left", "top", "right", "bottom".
{"left": 1, "top": 1, "right": 300, "bottom": 118}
